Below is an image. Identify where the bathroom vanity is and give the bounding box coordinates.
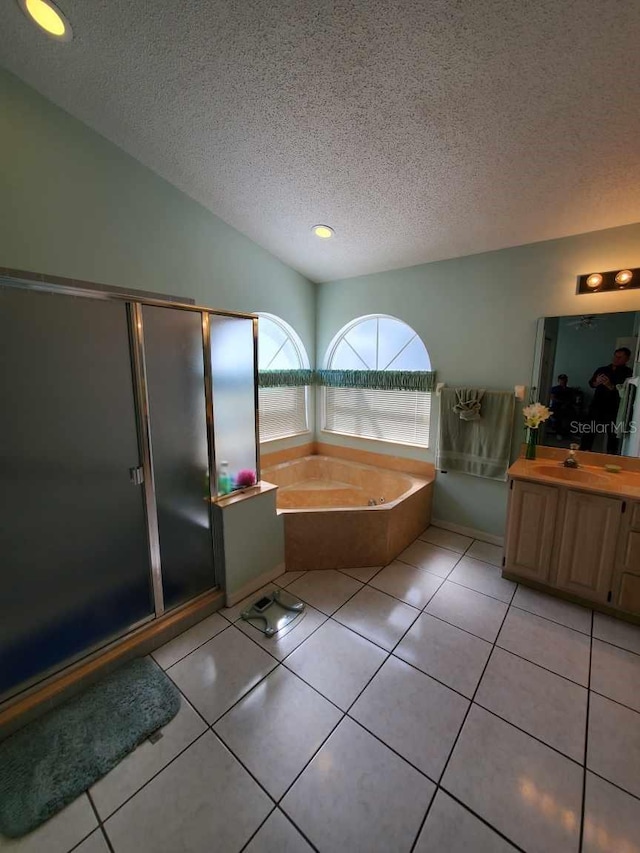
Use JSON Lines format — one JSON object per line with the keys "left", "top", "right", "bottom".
{"left": 504, "top": 455, "right": 640, "bottom": 619}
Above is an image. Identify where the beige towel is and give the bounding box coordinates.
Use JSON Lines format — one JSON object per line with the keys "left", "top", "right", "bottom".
{"left": 437, "top": 387, "right": 515, "bottom": 480}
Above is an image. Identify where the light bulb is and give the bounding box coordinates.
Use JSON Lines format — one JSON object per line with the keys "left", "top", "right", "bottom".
{"left": 615, "top": 269, "right": 633, "bottom": 286}
{"left": 586, "top": 273, "right": 603, "bottom": 289}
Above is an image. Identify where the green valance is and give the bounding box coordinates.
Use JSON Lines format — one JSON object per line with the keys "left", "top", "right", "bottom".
{"left": 315, "top": 370, "right": 437, "bottom": 392}
{"left": 258, "top": 369, "right": 315, "bottom": 388}
{"left": 258, "top": 369, "right": 437, "bottom": 391}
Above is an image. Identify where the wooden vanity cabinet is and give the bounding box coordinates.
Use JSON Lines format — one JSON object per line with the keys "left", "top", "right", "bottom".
{"left": 554, "top": 491, "right": 622, "bottom": 604}
{"left": 614, "top": 501, "right": 640, "bottom": 612}
{"left": 504, "top": 480, "right": 559, "bottom": 583}
{"left": 506, "top": 479, "right": 637, "bottom": 616}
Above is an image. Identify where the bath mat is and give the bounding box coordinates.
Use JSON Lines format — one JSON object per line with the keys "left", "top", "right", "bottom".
{"left": 0, "top": 656, "right": 180, "bottom": 838}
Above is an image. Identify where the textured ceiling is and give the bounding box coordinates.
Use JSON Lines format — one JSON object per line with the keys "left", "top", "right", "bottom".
{"left": 1, "top": 0, "right": 640, "bottom": 282}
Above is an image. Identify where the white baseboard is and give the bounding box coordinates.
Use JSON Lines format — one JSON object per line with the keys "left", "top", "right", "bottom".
{"left": 431, "top": 518, "right": 504, "bottom": 547}
{"left": 225, "top": 563, "right": 286, "bottom": 607}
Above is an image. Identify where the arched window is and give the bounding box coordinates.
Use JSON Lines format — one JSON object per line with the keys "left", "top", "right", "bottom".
{"left": 322, "top": 315, "right": 433, "bottom": 447}
{"left": 257, "top": 313, "right": 310, "bottom": 442}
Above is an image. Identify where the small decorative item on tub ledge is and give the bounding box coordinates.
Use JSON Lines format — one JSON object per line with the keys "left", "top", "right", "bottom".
{"left": 235, "top": 468, "right": 257, "bottom": 489}
{"left": 522, "top": 402, "right": 551, "bottom": 460}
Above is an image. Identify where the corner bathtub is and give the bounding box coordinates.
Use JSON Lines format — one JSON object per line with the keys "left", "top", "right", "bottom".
{"left": 262, "top": 455, "right": 434, "bottom": 570}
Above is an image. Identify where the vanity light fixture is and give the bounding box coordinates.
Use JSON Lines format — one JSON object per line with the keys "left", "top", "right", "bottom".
{"left": 312, "top": 225, "right": 334, "bottom": 239}
{"left": 577, "top": 267, "right": 640, "bottom": 295}
{"left": 18, "top": 0, "right": 72, "bottom": 41}
{"left": 615, "top": 269, "right": 633, "bottom": 286}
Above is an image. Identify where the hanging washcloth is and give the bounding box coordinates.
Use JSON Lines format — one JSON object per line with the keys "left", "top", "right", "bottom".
{"left": 453, "top": 388, "right": 485, "bottom": 421}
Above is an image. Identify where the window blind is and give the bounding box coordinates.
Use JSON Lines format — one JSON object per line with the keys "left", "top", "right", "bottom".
{"left": 259, "top": 386, "right": 308, "bottom": 442}
{"left": 323, "top": 387, "right": 431, "bottom": 447}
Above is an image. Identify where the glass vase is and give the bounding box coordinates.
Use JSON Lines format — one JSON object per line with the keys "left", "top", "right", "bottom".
{"left": 525, "top": 427, "right": 538, "bottom": 460}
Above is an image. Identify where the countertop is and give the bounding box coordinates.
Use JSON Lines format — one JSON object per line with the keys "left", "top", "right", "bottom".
{"left": 508, "top": 457, "right": 640, "bottom": 501}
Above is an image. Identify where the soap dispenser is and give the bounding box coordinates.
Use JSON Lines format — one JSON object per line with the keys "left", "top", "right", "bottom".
{"left": 563, "top": 444, "right": 579, "bottom": 469}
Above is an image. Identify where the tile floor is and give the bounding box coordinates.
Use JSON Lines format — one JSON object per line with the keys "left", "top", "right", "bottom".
{"left": 4, "top": 526, "right": 640, "bottom": 853}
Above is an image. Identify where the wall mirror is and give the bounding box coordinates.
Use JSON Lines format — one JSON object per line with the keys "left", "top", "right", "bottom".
{"left": 531, "top": 311, "right": 640, "bottom": 457}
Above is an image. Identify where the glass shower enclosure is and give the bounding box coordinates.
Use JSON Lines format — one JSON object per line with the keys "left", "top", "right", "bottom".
{"left": 0, "top": 275, "right": 259, "bottom": 701}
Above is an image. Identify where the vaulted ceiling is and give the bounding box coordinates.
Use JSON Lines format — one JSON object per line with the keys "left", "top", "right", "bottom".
{"left": 2, "top": 0, "right": 640, "bottom": 282}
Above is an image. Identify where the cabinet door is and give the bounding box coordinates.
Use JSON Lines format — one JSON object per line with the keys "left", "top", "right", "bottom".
{"left": 555, "top": 491, "right": 623, "bottom": 603}
{"left": 505, "top": 480, "right": 559, "bottom": 582}
{"left": 615, "top": 501, "right": 640, "bottom": 613}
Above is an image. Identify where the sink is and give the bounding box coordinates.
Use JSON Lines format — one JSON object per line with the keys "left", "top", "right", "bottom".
{"left": 532, "top": 465, "right": 610, "bottom": 486}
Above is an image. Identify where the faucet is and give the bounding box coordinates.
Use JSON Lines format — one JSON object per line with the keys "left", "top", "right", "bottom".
{"left": 563, "top": 443, "right": 579, "bottom": 468}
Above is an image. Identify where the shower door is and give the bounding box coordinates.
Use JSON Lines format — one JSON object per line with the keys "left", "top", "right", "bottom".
{"left": 0, "top": 286, "right": 154, "bottom": 698}
{"left": 141, "top": 305, "right": 216, "bottom": 609}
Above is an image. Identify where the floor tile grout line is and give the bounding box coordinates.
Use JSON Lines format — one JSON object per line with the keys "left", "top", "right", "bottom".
{"left": 369, "top": 573, "right": 446, "bottom": 610}
{"left": 270, "top": 708, "right": 347, "bottom": 807}
{"left": 237, "top": 804, "right": 279, "bottom": 853}
{"left": 579, "top": 610, "right": 594, "bottom": 852}
{"left": 343, "top": 711, "right": 443, "bottom": 784}
{"left": 418, "top": 605, "right": 504, "bottom": 645}
{"left": 417, "top": 537, "right": 472, "bottom": 557}
{"left": 494, "top": 639, "right": 589, "bottom": 690}
{"left": 436, "top": 595, "right": 514, "bottom": 778}
{"left": 85, "top": 791, "right": 115, "bottom": 853}
{"left": 159, "top": 619, "right": 234, "bottom": 672}
{"left": 509, "top": 601, "right": 592, "bottom": 636}
{"left": 503, "top": 601, "right": 594, "bottom": 641}
{"left": 471, "top": 698, "right": 586, "bottom": 769}
{"left": 587, "top": 767, "right": 640, "bottom": 804}
{"left": 94, "top": 727, "right": 212, "bottom": 828}
{"left": 395, "top": 555, "right": 460, "bottom": 582}
{"left": 444, "top": 574, "right": 517, "bottom": 606}
{"left": 336, "top": 565, "right": 384, "bottom": 583}
{"left": 280, "top": 572, "right": 368, "bottom": 621}
{"left": 436, "top": 788, "right": 529, "bottom": 853}
{"left": 590, "top": 633, "right": 640, "bottom": 660}
{"left": 388, "top": 649, "right": 474, "bottom": 703}
{"left": 64, "top": 813, "right": 108, "bottom": 853}
{"left": 239, "top": 804, "right": 322, "bottom": 853}
{"left": 413, "top": 537, "right": 504, "bottom": 569}
{"left": 587, "top": 687, "right": 640, "bottom": 718}
{"left": 408, "top": 587, "right": 516, "bottom": 853}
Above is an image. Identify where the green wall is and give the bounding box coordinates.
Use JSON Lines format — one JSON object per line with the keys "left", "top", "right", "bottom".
{"left": 317, "top": 224, "right": 640, "bottom": 536}
{"left": 0, "top": 69, "right": 315, "bottom": 363}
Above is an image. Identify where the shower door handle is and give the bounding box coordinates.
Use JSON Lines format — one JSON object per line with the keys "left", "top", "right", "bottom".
{"left": 129, "top": 466, "right": 145, "bottom": 485}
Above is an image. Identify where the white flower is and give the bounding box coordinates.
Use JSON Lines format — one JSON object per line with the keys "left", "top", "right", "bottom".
{"left": 523, "top": 402, "right": 551, "bottom": 429}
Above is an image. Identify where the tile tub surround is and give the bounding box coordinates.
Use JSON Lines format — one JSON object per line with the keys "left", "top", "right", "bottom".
{"left": 14, "top": 525, "right": 640, "bottom": 853}
{"left": 263, "top": 455, "right": 433, "bottom": 570}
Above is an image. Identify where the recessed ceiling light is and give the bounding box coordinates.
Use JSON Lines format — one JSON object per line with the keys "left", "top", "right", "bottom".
{"left": 18, "top": 0, "right": 72, "bottom": 41}
{"left": 586, "top": 273, "right": 603, "bottom": 289}
{"left": 312, "top": 225, "right": 334, "bottom": 240}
